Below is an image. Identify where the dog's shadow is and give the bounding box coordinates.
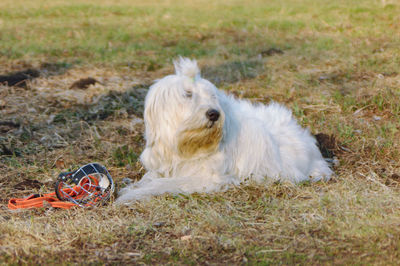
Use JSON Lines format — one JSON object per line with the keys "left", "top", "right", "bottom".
{"left": 201, "top": 59, "right": 265, "bottom": 86}
{"left": 73, "top": 84, "right": 149, "bottom": 122}
{"left": 72, "top": 59, "right": 266, "bottom": 121}
{"left": 0, "top": 59, "right": 266, "bottom": 157}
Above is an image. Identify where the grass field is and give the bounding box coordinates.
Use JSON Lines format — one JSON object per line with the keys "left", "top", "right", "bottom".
{"left": 1, "top": 0, "right": 400, "bottom": 264}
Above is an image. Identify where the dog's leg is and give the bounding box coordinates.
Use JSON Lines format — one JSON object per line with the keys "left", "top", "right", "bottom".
{"left": 115, "top": 172, "right": 236, "bottom": 204}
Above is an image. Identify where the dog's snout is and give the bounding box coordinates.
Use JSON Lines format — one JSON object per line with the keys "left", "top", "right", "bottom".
{"left": 206, "top": 109, "right": 220, "bottom": 122}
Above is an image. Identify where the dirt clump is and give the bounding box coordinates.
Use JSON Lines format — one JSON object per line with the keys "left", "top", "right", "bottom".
{"left": 69, "top": 77, "right": 99, "bottom": 89}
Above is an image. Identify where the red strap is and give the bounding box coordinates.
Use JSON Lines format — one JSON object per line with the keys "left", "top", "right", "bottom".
{"left": 8, "top": 191, "right": 77, "bottom": 210}
{"left": 8, "top": 176, "right": 101, "bottom": 210}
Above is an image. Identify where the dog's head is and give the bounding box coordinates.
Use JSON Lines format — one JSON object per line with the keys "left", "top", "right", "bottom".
{"left": 143, "top": 57, "right": 225, "bottom": 160}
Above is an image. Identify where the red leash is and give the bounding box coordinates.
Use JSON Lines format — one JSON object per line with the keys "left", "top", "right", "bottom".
{"left": 8, "top": 163, "right": 115, "bottom": 210}
{"left": 8, "top": 191, "right": 77, "bottom": 210}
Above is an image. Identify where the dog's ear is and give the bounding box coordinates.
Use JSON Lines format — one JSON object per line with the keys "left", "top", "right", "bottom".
{"left": 143, "top": 83, "right": 160, "bottom": 148}
{"left": 142, "top": 95, "right": 173, "bottom": 171}
{"left": 173, "top": 57, "right": 201, "bottom": 81}
{"left": 143, "top": 99, "right": 156, "bottom": 148}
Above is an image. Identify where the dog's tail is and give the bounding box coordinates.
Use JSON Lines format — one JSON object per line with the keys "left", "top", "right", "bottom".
{"left": 174, "top": 57, "right": 201, "bottom": 80}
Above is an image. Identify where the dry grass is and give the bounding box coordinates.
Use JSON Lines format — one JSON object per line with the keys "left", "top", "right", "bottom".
{"left": 1, "top": 0, "right": 400, "bottom": 264}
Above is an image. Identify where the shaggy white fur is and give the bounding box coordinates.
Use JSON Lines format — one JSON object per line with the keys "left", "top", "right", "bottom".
{"left": 116, "top": 58, "right": 332, "bottom": 203}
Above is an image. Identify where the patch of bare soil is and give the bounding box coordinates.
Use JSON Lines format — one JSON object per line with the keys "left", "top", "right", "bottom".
{"left": 13, "top": 179, "right": 43, "bottom": 190}
{"left": 0, "top": 121, "right": 19, "bottom": 133}
{"left": 314, "top": 133, "right": 340, "bottom": 159}
{"left": 260, "top": 48, "right": 284, "bottom": 57}
{"left": 0, "top": 69, "right": 40, "bottom": 87}
{"left": 0, "top": 62, "right": 71, "bottom": 88}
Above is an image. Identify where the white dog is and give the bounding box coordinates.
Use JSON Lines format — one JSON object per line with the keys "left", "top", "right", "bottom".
{"left": 116, "top": 58, "right": 332, "bottom": 203}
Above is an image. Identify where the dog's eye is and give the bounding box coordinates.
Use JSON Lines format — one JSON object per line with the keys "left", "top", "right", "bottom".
{"left": 184, "top": 90, "right": 193, "bottom": 98}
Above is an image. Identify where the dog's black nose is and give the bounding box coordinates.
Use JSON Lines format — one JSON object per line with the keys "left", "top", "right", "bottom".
{"left": 206, "top": 109, "right": 220, "bottom": 122}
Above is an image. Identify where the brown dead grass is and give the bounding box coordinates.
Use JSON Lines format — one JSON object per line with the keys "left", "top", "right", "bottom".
{"left": 1, "top": 54, "right": 400, "bottom": 264}
{"left": 1, "top": 0, "right": 400, "bottom": 264}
